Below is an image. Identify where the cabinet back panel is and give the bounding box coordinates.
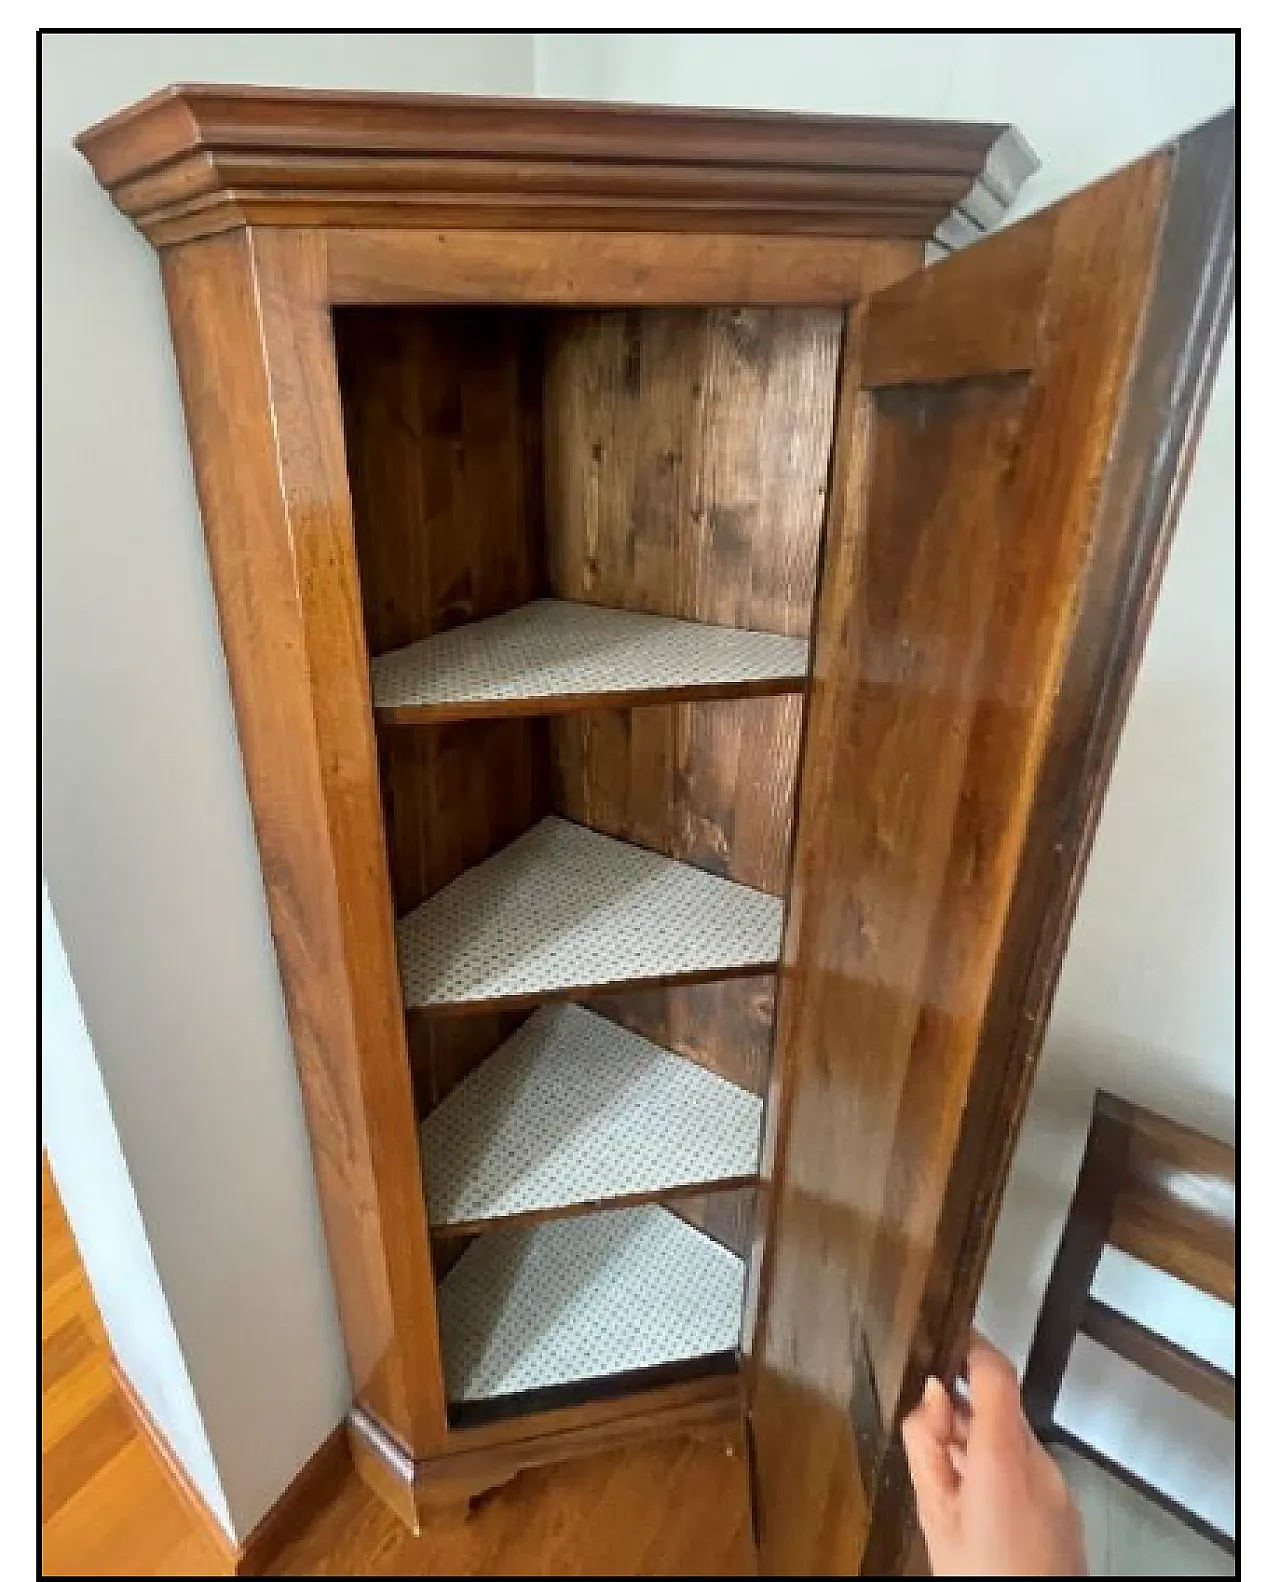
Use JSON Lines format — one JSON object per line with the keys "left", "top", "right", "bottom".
{"left": 334, "top": 306, "right": 546, "bottom": 656}
{"left": 670, "top": 1186, "right": 759, "bottom": 1260}
{"left": 335, "top": 303, "right": 841, "bottom": 1125}
{"left": 543, "top": 307, "right": 842, "bottom": 633}
{"left": 544, "top": 308, "right": 839, "bottom": 1119}
{"left": 582, "top": 975, "right": 775, "bottom": 1099}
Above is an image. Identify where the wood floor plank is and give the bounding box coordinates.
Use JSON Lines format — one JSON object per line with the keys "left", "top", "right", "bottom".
{"left": 42, "top": 1158, "right": 755, "bottom": 1577}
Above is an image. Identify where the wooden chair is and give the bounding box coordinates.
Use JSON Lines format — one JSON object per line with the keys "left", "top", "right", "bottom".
{"left": 1022, "top": 1089, "right": 1236, "bottom": 1552}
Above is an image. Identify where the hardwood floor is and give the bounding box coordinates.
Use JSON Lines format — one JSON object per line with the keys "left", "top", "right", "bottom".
{"left": 41, "top": 1163, "right": 756, "bottom": 1576}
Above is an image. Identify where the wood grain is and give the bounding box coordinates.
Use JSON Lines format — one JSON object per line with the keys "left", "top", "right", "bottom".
{"left": 328, "top": 230, "right": 923, "bottom": 307}
{"left": 161, "top": 228, "right": 448, "bottom": 1458}
{"left": 1109, "top": 1100, "right": 1236, "bottom": 1303}
{"left": 585, "top": 975, "right": 776, "bottom": 1097}
{"left": 749, "top": 113, "right": 1236, "bottom": 1576}
{"left": 544, "top": 306, "right": 843, "bottom": 958}
{"left": 334, "top": 307, "right": 545, "bottom": 661}
{"left": 861, "top": 212, "right": 1053, "bottom": 386}
{"left": 334, "top": 309, "right": 550, "bottom": 1119}
{"left": 73, "top": 84, "right": 1030, "bottom": 247}
{"left": 375, "top": 719, "right": 549, "bottom": 919}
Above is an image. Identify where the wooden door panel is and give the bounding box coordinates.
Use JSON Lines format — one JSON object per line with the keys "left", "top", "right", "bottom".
{"left": 750, "top": 112, "right": 1235, "bottom": 1575}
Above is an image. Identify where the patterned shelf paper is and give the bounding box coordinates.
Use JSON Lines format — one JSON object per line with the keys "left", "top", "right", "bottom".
{"left": 396, "top": 817, "right": 784, "bottom": 1009}
{"left": 420, "top": 1004, "right": 763, "bottom": 1228}
{"left": 437, "top": 1204, "right": 745, "bottom": 1404}
{"left": 371, "top": 598, "right": 809, "bottom": 715}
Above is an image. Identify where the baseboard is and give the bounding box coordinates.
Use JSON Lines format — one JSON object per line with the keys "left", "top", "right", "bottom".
{"left": 108, "top": 1356, "right": 241, "bottom": 1572}
{"left": 235, "top": 1422, "right": 351, "bottom": 1574}
{"left": 109, "top": 1353, "right": 350, "bottom": 1575}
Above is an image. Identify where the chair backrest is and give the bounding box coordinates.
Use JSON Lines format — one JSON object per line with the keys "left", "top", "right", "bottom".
{"left": 1022, "top": 1089, "right": 1236, "bottom": 1549}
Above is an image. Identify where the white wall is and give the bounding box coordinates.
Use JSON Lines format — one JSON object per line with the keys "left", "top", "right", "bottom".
{"left": 42, "top": 884, "right": 234, "bottom": 1540}
{"left": 41, "top": 31, "right": 535, "bottom": 1539}
{"left": 535, "top": 30, "right": 1237, "bottom": 1535}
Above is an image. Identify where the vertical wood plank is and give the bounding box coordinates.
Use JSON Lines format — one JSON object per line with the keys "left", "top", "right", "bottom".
{"left": 161, "top": 228, "right": 447, "bottom": 1456}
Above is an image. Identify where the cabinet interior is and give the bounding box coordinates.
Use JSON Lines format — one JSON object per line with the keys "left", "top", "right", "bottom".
{"left": 332, "top": 303, "right": 844, "bottom": 1425}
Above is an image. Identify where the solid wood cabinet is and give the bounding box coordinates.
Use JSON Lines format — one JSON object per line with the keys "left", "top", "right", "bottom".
{"left": 76, "top": 86, "right": 1234, "bottom": 1573}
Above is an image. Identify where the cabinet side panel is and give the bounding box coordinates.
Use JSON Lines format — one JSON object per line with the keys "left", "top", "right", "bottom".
{"left": 333, "top": 307, "right": 546, "bottom": 658}
{"left": 334, "top": 310, "right": 551, "bottom": 1114}
{"left": 161, "top": 230, "right": 447, "bottom": 1455}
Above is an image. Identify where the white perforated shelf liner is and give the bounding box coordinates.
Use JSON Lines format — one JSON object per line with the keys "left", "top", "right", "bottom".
{"left": 371, "top": 598, "right": 809, "bottom": 715}
{"left": 396, "top": 817, "right": 784, "bottom": 1009}
{"left": 437, "top": 1205, "right": 745, "bottom": 1404}
{"left": 420, "top": 1004, "right": 763, "bottom": 1228}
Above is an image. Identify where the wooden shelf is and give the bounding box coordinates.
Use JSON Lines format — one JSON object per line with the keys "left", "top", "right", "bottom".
{"left": 370, "top": 599, "right": 810, "bottom": 723}
{"left": 436, "top": 1205, "right": 744, "bottom": 1407}
{"left": 421, "top": 1004, "right": 763, "bottom": 1234}
{"left": 395, "top": 817, "right": 784, "bottom": 1013}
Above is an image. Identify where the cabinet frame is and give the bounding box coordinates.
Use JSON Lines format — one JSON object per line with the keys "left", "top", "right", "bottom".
{"left": 77, "top": 88, "right": 1234, "bottom": 1567}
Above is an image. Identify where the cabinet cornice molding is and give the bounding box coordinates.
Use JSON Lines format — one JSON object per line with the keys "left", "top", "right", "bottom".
{"left": 75, "top": 83, "right": 1038, "bottom": 249}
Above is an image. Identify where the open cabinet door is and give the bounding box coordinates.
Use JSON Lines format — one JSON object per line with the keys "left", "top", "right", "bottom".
{"left": 748, "top": 111, "right": 1235, "bottom": 1576}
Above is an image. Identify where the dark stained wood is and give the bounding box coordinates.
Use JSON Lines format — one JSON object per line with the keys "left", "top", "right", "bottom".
{"left": 333, "top": 307, "right": 545, "bottom": 663}
{"left": 586, "top": 976, "right": 776, "bottom": 1097}
{"left": 1021, "top": 1092, "right": 1135, "bottom": 1436}
{"left": 448, "top": 1355, "right": 740, "bottom": 1435}
{"left": 551, "top": 699, "right": 804, "bottom": 896}
{"left": 377, "top": 672, "right": 808, "bottom": 727}
{"left": 74, "top": 85, "right": 1033, "bottom": 247}
{"left": 1109, "top": 1100, "right": 1237, "bottom": 1304}
{"left": 913, "top": 108, "right": 1236, "bottom": 1442}
{"left": 430, "top": 1178, "right": 760, "bottom": 1242}
{"left": 861, "top": 212, "right": 1053, "bottom": 386}
{"left": 334, "top": 310, "right": 549, "bottom": 1120}
{"left": 160, "top": 228, "right": 449, "bottom": 1458}
{"left": 407, "top": 960, "right": 780, "bottom": 1020}
{"left": 430, "top": 1373, "right": 743, "bottom": 1484}
{"left": 410, "top": 1009, "right": 530, "bottom": 1119}
{"left": 544, "top": 307, "right": 846, "bottom": 1105}
{"left": 543, "top": 307, "right": 842, "bottom": 641}
{"left": 670, "top": 1187, "right": 759, "bottom": 1261}
{"left": 1078, "top": 1298, "right": 1236, "bottom": 1419}
{"left": 376, "top": 721, "right": 549, "bottom": 919}
{"left": 1022, "top": 1088, "right": 1236, "bottom": 1545}
{"left": 328, "top": 229, "right": 924, "bottom": 307}
{"left": 748, "top": 112, "right": 1235, "bottom": 1576}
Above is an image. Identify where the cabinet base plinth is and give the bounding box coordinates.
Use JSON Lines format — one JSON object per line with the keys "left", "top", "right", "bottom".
{"left": 348, "top": 1373, "right": 744, "bottom": 1533}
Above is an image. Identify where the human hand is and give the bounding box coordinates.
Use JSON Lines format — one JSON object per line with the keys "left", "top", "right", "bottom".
{"left": 901, "top": 1336, "right": 1087, "bottom": 1576}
